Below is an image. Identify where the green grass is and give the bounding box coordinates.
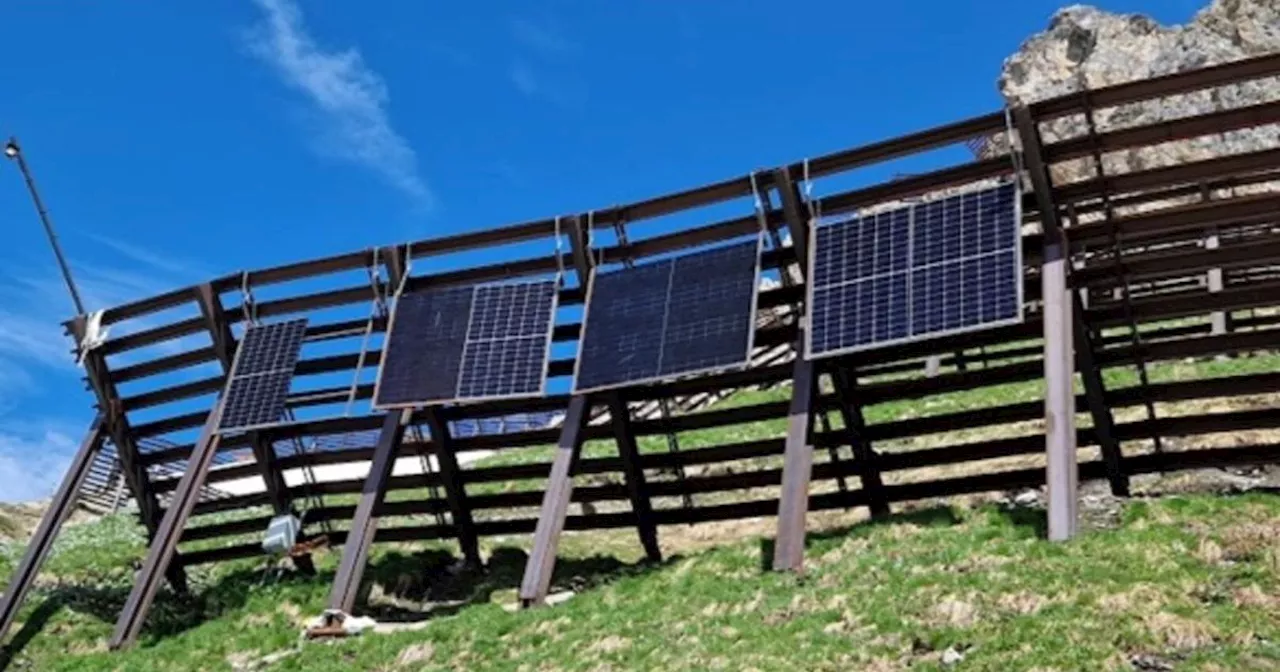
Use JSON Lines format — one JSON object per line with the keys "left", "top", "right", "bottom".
{"left": 4, "top": 495, "right": 1280, "bottom": 670}
{"left": 2, "top": 348, "right": 1278, "bottom": 670}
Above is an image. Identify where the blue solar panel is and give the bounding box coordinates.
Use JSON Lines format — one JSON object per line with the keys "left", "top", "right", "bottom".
{"left": 374, "top": 279, "right": 557, "bottom": 407}
{"left": 218, "top": 319, "right": 308, "bottom": 432}
{"left": 574, "top": 238, "right": 760, "bottom": 393}
{"left": 455, "top": 280, "right": 557, "bottom": 400}
{"left": 807, "top": 181, "right": 1022, "bottom": 358}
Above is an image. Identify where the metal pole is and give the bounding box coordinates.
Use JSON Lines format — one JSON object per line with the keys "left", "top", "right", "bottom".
{"left": 5, "top": 137, "right": 86, "bottom": 315}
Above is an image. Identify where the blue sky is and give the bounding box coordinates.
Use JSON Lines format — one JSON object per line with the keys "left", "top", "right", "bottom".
{"left": 0, "top": 0, "right": 1201, "bottom": 502}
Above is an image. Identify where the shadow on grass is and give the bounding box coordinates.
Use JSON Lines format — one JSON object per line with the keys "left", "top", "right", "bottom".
{"left": 757, "top": 505, "right": 964, "bottom": 572}
{"left": 0, "top": 541, "right": 674, "bottom": 668}
{"left": 990, "top": 505, "right": 1049, "bottom": 537}
{"left": 358, "top": 545, "right": 670, "bottom": 622}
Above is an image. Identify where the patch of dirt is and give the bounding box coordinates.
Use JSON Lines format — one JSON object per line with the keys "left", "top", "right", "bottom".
{"left": 1143, "top": 612, "right": 1218, "bottom": 651}
{"left": 1233, "top": 584, "right": 1280, "bottom": 609}
{"left": 997, "top": 591, "right": 1051, "bottom": 615}
{"left": 929, "top": 596, "right": 980, "bottom": 627}
{"left": 587, "top": 634, "right": 631, "bottom": 654}
{"left": 395, "top": 643, "right": 435, "bottom": 666}
{"left": 1097, "top": 584, "right": 1168, "bottom": 614}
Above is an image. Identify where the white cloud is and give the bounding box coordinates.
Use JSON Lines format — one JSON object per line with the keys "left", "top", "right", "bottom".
{"left": 0, "top": 235, "right": 208, "bottom": 402}
{"left": 508, "top": 16, "right": 575, "bottom": 56}
{"left": 245, "top": 0, "right": 431, "bottom": 206}
{"left": 0, "top": 237, "right": 213, "bottom": 502}
{"left": 0, "top": 426, "right": 77, "bottom": 503}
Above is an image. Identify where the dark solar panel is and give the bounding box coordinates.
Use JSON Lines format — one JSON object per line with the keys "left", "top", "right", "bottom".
{"left": 574, "top": 239, "right": 760, "bottom": 393}
{"left": 572, "top": 260, "right": 670, "bottom": 392}
{"left": 373, "top": 286, "right": 473, "bottom": 407}
{"left": 373, "top": 279, "right": 557, "bottom": 407}
{"left": 217, "top": 319, "right": 308, "bottom": 432}
{"left": 658, "top": 241, "right": 759, "bottom": 378}
{"left": 808, "top": 181, "right": 1022, "bottom": 358}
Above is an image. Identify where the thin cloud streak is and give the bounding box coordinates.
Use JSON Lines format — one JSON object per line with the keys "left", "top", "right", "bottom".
{"left": 0, "top": 238, "right": 213, "bottom": 502}
{"left": 0, "top": 427, "right": 77, "bottom": 503}
{"left": 508, "top": 16, "right": 576, "bottom": 56}
{"left": 245, "top": 0, "right": 432, "bottom": 207}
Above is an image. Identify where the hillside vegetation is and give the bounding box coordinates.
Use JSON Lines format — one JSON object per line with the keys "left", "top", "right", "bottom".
{"left": 0, "top": 352, "right": 1278, "bottom": 671}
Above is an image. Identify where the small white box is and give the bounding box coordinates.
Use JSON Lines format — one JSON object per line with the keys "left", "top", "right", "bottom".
{"left": 262, "top": 514, "right": 301, "bottom": 555}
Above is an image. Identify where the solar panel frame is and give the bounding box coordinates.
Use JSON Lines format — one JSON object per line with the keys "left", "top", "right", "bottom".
{"left": 804, "top": 179, "right": 1024, "bottom": 360}
{"left": 215, "top": 318, "right": 309, "bottom": 433}
{"left": 371, "top": 278, "right": 560, "bottom": 409}
{"left": 571, "top": 235, "right": 763, "bottom": 395}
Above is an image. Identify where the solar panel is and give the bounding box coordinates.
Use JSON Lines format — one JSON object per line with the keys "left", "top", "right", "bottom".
{"left": 573, "top": 238, "right": 760, "bottom": 393}
{"left": 217, "top": 318, "right": 308, "bottom": 432}
{"left": 373, "top": 286, "right": 473, "bottom": 407}
{"left": 373, "top": 279, "right": 558, "bottom": 408}
{"left": 806, "top": 180, "right": 1022, "bottom": 359}
{"left": 455, "top": 280, "right": 558, "bottom": 400}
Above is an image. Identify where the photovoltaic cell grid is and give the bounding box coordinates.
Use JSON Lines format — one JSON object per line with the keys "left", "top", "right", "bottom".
{"left": 217, "top": 318, "right": 308, "bottom": 432}
{"left": 573, "top": 239, "right": 760, "bottom": 393}
{"left": 374, "top": 285, "right": 473, "bottom": 407}
{"left": 456, "top": 280, "right": 558, "bottom": 399}
{"left": 807, "top": 181, "right": 1022, "bottom": 359}
{"left": 373, "top": 279, "right": 558, "bottom": 407}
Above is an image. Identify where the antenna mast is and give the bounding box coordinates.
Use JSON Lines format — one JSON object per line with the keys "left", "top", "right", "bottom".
{"left": 4, "top": 136, "right": 86, "bottom": 315}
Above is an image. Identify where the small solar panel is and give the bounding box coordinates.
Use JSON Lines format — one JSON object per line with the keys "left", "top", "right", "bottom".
{"left": 455, "top": 280, "right": 558, "bottom": 400}
{"left": 807, "top": 180, "right": 1022, "bottom": 359}
{"left": 573, "top": 238, "right": 760, "bottom": 393}
{"left": 217, "top": 319, "right": 308, "bottom": 432}
{"left": 373, "top": 279, "right": 557, "bottom": 408}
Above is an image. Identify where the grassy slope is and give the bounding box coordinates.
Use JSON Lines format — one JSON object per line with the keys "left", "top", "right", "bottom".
{"left": 1, "top": 353, "right": 1278, "bottom": 670}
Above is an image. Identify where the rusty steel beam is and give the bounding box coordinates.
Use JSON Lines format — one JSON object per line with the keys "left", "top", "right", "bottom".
{"left": 828, "top": 365, "right": 890, "bottom": 518}
{"left": 1032, "top": 52, "right": 1280, "bottom": 119}
{"left": 771, "top": 343, "right": 818, "bottom": 572}
{"left": 110, "top": 409, "right": 224, "bottom": 649}
{"left": 194, "top": 283, "right": 298, "bottom": 522}
{"left": 422, "top": 407, "right": 481, "bottom": 567}
{"left": 82, "top": 54, "right": 1280, "bottom": 335}
{"left": 327, "top": 410, "right": 410, "bottom": 614}
{"left": 69, "top": 316, "right": 188, "bottom": 593}
{"left": 520, "top": 395, "right": 591, "bottom": 607}
{"left": 0, "top": 415, "right": 106, "bottom": 645}
{"left": 606, "top": 394, "right": 662, "bottom": 562}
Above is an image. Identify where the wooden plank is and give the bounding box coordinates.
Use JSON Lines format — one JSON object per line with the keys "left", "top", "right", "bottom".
{"left": 519, "top": 395, "right": 591, "bottom": 607}
{"left": 607, "top": 394, "right": 661, "bottom": 562}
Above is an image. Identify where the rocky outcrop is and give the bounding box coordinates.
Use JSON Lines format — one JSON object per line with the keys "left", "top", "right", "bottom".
{"left": 995, "top": 1, "right": 1280, "bottom": 194}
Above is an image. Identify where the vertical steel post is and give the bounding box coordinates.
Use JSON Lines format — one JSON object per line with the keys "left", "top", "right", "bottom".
{"left": 1014, "top": 106, "right": 1080, "bottom": 541}
{"left": 520, "top": 395, "right": 591, "bottom": 606}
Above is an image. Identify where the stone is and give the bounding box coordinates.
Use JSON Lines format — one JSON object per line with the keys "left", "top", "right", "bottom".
{"left": 990, "top": 1, "right": 1280, "bottom": 203}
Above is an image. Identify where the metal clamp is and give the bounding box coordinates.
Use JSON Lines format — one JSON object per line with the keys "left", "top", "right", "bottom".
{"left": 240, "top": 272, "right": 259, "bottom": 325}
